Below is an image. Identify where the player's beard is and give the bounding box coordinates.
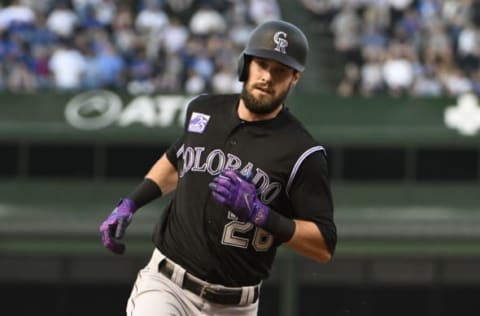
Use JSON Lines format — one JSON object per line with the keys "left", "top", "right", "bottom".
{"left": 241, "top": 83, "right": 291, "bottom": 115}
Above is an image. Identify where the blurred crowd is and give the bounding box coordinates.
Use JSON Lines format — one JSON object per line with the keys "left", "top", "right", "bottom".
{"left": 302, "top": 0, "right": 480, "bottom": 97}
{"left": 0, "top": 0, "right": 281, "bottom": 95}
{"left": 7, "top": 0, "right": 479, "bottom": 97}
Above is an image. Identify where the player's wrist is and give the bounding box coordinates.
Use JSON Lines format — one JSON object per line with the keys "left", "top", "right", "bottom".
{"left": 249, "top": 202, "right": 269, "bottom": 226}
{"left": 126, "top": 178, "right": 163, "bottom": 208}
{"left": 252, "top": 203, "right": 295, "bottom": 243}
{"left": 116, "top": 198, "right": 138, "bottom": 214}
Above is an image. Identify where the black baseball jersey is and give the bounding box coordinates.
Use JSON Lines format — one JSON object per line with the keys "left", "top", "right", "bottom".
{"left": 153, "top": 94, "right": 336, "bottom": 287}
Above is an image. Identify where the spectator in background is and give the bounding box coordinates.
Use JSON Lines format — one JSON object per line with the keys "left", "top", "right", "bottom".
{"left": 31, "top": 44, "right": 51, "bottom": 89}
{"left": 46, "top": 1, "right": 79, "bottom": 39}
{"left": 440, "top": 64, "right": 473, "bottom": 96}
{"left": 337, "top": 62, "right": 360, "bottom": 97}
{"left": 189, "top": 3, "right": 227, "bottom": 36}
{"left": 135, "top": 0, "right": 169, "bottom": 35}
{"left": 248, "top": 0, "right": 282, "bottom": 25}
{"left": 212, "top": 35, "right": 239, "bottom": 74}
{"left": 2, "top": 31, "right": 29, "bottom": 63}
{"left": 330, "top": 4, "right": 362, "bottom": 66}
{"left": 84, "top": 47, "right": 104, "bottom": 89}
{"left": 388, "top": 0, "right": 414, "bottom": 28}
{"left": 126, "top": 44, "right": 155, "bottom": 95}
{"left": 299, "top": 0, "right": 338, "bottom": 32}
{"left": 164, "top": 0, "right": 195, "bottom": 18}
{"left": 395, "top": 6, "right": 422, "bottom": 45}
{"left": 211, "top": 63, "right": 242, "bottom": 93}
{"left": 416, "top": 0, "right": 442, "bottom": 21}
{"left": 229, "top": 17, "right": 255, "bottom": 48}
{"left": 456, "top": 23, "right": 480, "bottom": 74}
{"left": 382, "top": 41, "right": 415, "bottom": 96}
{"left": 155, "top": 50, "right": 183, "bottom": 92}
{"left": 48, "top": 39, "right": 87, "bottom": 91}
{"left": 4, "top": 0, "right": 480, "bottom": 97}
{"left": 91, "top": 0, "right": 117, "bottom": 27}
{"left": 423, "top": 20, "right": 453, "bottom": 65}
{"left": 326, "top": 0, "right": 480, "bottom": 97}
{"left": 0, "top": 0, "right": 276, "bottom": 94}
{"left": 225, "top": 0, "right": 250, "bottom": 28}
{"left": 84, "top": 32, "right": 125, "bottom": 89}
{"left": 411, "top": 66, "right": 443, "bottom": 97}
{"left": 184, "top": 68, "right": 206, "bottom": 95}
{"left": 361, "top": 0, "right": 391, "bottom": 31}
{"left": 7, "top": 59, "right": 37, "bottom": 92}
{"left": 162, "top": 16, "right": 189, "bottom": 54}
{"left": 78, "top": 4, "right": 104, "bottom": 29}
{"left": 135, "top": 0, "right": 170, "bottom": 68}
{"left": 189, "top": 47, "right": 214, "bottom": 84}
{"left": 111, "top": 4, "right": 136, "bottom": 58}
{"left": 441, "top": 0, "right": 472, "bottom": 28}
{"left": 0, "top": 0, "right": 35, "bottom": 32}
{"left": 360, "top": 23, "right": 388, "bottom": 58}
{"left": 360, "top": 49, "right": 386, "bottom": 96}
{"left": 21, "top": 0, "right": 50, "bottom": 13}
{"left": 72, "top": 0, "right": 100, "bottom": 19}
{"left": 29, "top": 10, "right": 57, "bottom": 47}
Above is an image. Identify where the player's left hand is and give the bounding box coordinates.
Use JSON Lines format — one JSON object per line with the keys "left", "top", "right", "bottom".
{"left": 99, "top": 198, "right": 137, "bottom": 254}
{"left": 209, "top": 170, "right": 269, "bottom": 226}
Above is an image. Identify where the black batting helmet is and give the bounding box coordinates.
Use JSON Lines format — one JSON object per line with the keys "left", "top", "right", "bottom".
{"left": 238, "top": 20, "right": 309, "bottom": 82}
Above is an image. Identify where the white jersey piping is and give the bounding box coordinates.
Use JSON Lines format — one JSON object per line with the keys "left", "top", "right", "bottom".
{"left": 286, "top": 145, "right": 325, "bottom": 198}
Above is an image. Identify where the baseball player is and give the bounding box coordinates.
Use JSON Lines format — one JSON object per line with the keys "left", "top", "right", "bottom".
{"left": 100, "top": 20, "right": 337, "bottom": 316}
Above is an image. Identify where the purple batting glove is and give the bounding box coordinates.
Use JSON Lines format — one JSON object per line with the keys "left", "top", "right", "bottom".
{"left": 209, "top": 170, "right": 269, "bottom": 226}
{"left": 99, "top": 198, "right": 137, "bottom": 254}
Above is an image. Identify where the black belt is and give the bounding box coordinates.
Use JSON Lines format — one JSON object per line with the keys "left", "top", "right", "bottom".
{"left": 158, "top": 260, "right": 259, "bottom": 305}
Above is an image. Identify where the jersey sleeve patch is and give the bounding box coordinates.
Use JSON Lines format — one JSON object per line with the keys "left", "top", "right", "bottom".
{"left": 188, "top": 112, "right": 211, "bottom": 133}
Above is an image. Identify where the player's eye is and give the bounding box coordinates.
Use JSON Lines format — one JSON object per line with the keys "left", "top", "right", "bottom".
{"left": 254, "top": 58, "right": 268, "bottom": 69}
{"left": 252, "top": 57, "right": 292, "bottom": 79}
{"left": 273, "top": 66, "right": 289, "bottom": 76}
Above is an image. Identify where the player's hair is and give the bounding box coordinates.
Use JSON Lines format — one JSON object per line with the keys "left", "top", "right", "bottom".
{"left": 238, "top": 20, "right": 309, "bottom": 82}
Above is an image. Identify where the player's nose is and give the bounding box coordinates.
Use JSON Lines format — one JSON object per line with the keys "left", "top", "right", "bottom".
{"left": 259, "top": 68, "right": 273, "bottom": 83}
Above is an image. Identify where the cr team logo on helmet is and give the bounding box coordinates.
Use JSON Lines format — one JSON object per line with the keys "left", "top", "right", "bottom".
{"left": 273, "top": 31, "right": 288, "bottom": 54}
{"left": 238, "top": 20, "right": 309, "bottom": 82}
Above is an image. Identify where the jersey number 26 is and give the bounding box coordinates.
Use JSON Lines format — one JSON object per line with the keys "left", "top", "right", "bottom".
{"left": 221, "top": 212, "right": 274, "bottom": 251}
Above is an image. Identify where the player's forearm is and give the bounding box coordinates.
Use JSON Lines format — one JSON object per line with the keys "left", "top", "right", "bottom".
{"left": 124, "top": 154, "right": 177, "bottom": 210}
{"left": 286, "top": 219, "right": 332, "bottom": 263}
{"left": 145, "top": 153, "right": 178, "bottom": 195}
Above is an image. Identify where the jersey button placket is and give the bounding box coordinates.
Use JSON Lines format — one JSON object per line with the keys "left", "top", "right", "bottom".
{"left": 225, "top": 122, "right": 243, "bottom": 148}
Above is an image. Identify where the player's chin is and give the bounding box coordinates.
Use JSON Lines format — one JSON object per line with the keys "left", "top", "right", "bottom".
{"left": 248, "top": 103, "right": 277, "bottom": 115}
{"left": 252, "top": 92, "right": 274, "bottom": 106}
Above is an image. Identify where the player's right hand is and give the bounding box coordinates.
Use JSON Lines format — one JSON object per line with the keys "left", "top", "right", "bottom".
{"left": 99, "top": 198, "right": 137, "bottom": 254}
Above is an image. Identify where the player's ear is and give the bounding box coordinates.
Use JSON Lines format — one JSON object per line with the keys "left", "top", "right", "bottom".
{"left": 291, "top": 71, "right": 301, "bottom": 85}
